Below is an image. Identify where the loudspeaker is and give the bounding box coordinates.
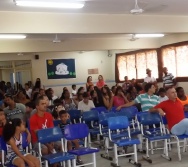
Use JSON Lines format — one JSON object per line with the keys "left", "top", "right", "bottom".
{"left": 35, "top": 55, "right": 39, "bottom": 60}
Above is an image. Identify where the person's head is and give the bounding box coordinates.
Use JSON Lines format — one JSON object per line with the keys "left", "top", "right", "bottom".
{"left": 142, "top": 82, "right": 147, "bottom": 89}
{"left": 87, "top": 76, "right": 92, "bottom": 82}
{"left": 98, "top": 75, "right": 103, "bottom": 81}
{"left": 82, "top": 92, "right": 89, "bottom": 104}
{"left": 4, "top": 94, "right": 14, "bottom": 106}
{"left": 62, "top": 90, "right": 70, "bottom": 99}
{"left": 144, "top": 83, "right": 155, "bottom": 94}
{"left": 43, "top": 95, "right": 50, "bottom": 107}
{"left": 36, "top": 78, "right": 41, "bottom": 82}
{"left": 163, "top": 67, "right": 168, "bottom": 74}
{"left": 39, "top": 88, "right": 45, "bottom": 95}
{"left": 17, "top": 91, "right": 26, "bottom": 99}
{"left": 53, "top": 99, "right": 62, "bottom": 106}
{"left": 25, "top": 102, "right": 35, "bottom": 113}
{"left": 35, "top": 78, "right": 41, "bottom": 89}
{"left": 32, "top": 92, "right": 40, "bottom": 102}
{"left": 146, "top": 68, "right": 151, "bottom": 76}
{"left": 72, "top": 84, "right": 76, "bottom": 90}
{"left": 52, "top": 104, "right": 65, "bottom": 120}
{"left": 166, "top": 87, "right": 177, "bottom": 100}
{"left": 87, "top": 85, "right": 94, "bottom": 92}
{"left": 6, "top": 82, "right": 11, "bottom": 88}
{"left": 77, "top": 87, "right": 85, "bottom": 95}
{"left": 35, "top": 95, "right": 47, "bottom": 112}
{"left": 111, "top": 86, "right": 117, "bottom": 94}
{"left": 124, "top": 76, "right": 128, "bottom": 81}
{"left": 3, "top": 118, "right": 25, "bottom": 142}
{"left": 131, "top": 78, "right": 136, "bottom": 84}
{"left": 0, "top": 109, "right": 6, "bottom": 123}
{"left": 101, "top": 86, "right": 112, "bottom": 99}
{"left": 63, "top": 87, "right": 68, "bottom": 91}
{"left": 25, "top": 83, "right": 29, "bottom": 90}
{"left": 115, "top": 86, "right": 124, "bottom": 96}
{"left": 127, "top": 86, "right": 137, "bottom": 94}
{"left": 176, "top": 87, "right": 185, "bottom": 98}
{"left": 158, "top": 88, "right": 166, "bottom": 97}
{"left": 77, "top": 93, "right": 83, "bottom": 101}
{"left": 59, "top": 110, "right": 69, "bottom": 123}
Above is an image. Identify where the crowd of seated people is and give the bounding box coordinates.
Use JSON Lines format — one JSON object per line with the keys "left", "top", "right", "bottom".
{"left": 0, "top": 67, "right": 187, "bottom": 166}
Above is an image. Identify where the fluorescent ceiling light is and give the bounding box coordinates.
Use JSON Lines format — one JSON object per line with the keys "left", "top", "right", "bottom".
{"left": 0, "top": 34, "right": 26, "bottom": 39}
{"left": 135, "top": 34, "right": 164, "bottom": 38}
{"left": 15, "top": 0, "right": 85, "bottom": 9}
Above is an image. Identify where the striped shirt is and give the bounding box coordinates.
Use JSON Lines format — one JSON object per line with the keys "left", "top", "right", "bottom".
{"left": 163, "top": 73, "right": 174, "bottom": 87}
{"left": 134, "top": 93, "right": 159, "bottom": 111}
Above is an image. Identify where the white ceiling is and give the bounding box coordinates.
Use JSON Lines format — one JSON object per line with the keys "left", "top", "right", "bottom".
{"left": 1, "top": 0, "right": 188, "bottom": 15}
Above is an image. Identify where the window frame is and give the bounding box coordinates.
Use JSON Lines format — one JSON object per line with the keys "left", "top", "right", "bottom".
{"left": 115, "top": 41, "right": 188, "bottom": 83}
{"left": 115, "top": 48, "right": 159, "bottom": 83}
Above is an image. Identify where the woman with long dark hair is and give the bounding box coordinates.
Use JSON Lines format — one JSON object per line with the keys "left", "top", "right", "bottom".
{"left": 101, "top": 86, "right": 113, "bottom": 110}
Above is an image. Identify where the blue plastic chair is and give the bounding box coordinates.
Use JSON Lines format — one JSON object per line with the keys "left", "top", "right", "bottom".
{"left": 108, "top": 116, "right": 141, "bottom": 167}
{"left": 37, "top": 127, "right": 75, "bottom": 167}
{"left": 64, "top": 123, "right": 99, "bottom": 167}
{"left": 162, "top": 115, "right": 188, "bottom": 161}
{"left": 69, "top": 110, "right": 82, "bottom": 124}
{"left": 0, "top": 132, "right": 29, "bottom": 167}
{"left": 139, "top": 112, "right": 171, "bottom": 163}
{"left": 53, "top": 120, "right": 61, "bottom": 127}
{"left": 91, "top": 107, "right": 107, "bottom": 114}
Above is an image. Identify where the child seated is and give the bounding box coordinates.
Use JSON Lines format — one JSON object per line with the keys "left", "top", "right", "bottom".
{"left": 158, "top": 88, "right": 168, "bottom": 103}
{"left": 2, "top": 118, "right": 40, "bottom": 167}
{"left": 59, "top": 110, "right": 83, "bottom": 165}
{"left": 71, "top": 84, "right": 77, "bottom": 97}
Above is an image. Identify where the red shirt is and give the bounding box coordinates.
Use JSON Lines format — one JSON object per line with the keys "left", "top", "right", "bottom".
{"left": 113, "top": 96, "right": 125, "bottom": 107}
{"left": 30, "top": 112, "right": 54, "bottom": 143}
{"left": 154, "top": 99, "right": 184, "bottom": 130}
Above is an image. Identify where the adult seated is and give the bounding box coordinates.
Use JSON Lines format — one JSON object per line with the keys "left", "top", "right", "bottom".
{"left": 176, "top": 87, "right": 188, "bottom": 111}
{"left": 117, "top": 83, "right": 159, "bottom": 112}
{"left": 150, "top": 87, "right": 188, "bottom": 136}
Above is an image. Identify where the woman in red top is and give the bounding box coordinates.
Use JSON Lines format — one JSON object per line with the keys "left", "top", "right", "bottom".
{"left": 96, "top": 75, "right": 106, "bottom": 89}
{"left": 113, "top": 86, "right": 129, "bottom": 108}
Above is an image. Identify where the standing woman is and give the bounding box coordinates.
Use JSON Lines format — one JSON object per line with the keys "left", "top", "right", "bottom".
{"left": 86, "top": 76, "right": 94, "bottom": 90}
{"left": 96, "top": 75, "right": 106, "bottom": 89}
{"left": 101, "top": 86, "right": 113, "bottom": 110}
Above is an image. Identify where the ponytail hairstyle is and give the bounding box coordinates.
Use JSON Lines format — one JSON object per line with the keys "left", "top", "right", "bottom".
{"left": 3, "top": 118, "right": 22, "bottom": 142}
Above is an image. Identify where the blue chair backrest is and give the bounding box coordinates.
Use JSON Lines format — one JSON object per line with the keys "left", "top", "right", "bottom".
{"left": 108, "top": 107, "right": 117, "bottom": 112}
{"left": 53, "top": 120, "right": 61, "bottom": 127}
{"left": 0, "top": 137, "right": 7, "bottom": 152}
{"left": 139, "top": 112, "right": 161, "bottom": 125}
{"left": 64, "top": 123, "right": 89, "bottom": 140}
{"left": 98, "top": 112, "right": 116, "bottom": 126}
{"left": 108, "top": 116, "right": 129, "bottom": 130}
{"left": 184, "top": 112, "right": 188, "bottom": 118}
{"left": 82, "top": 110, "right": 99, "bottom": 122}
{"left": 120, "top": 106, "right": 138, "bottom": 120}
{"left": 37, "top": 127, "right": 63, "bottom": 144}
{"left": 69, "top": 110, "right": 81, "bottom": 120}
{"left": 91, "top": 107, "right": 107, "bottom": 114}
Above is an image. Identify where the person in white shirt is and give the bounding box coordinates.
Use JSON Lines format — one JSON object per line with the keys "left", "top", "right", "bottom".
{"left": 78, "top": 92, "right": 95, "bottom": 112}
{"left": 158, "top": 88, "right": 168, "bottom": 103}
{"left": 24, "top": 83, "right": 32, "bottom": 99}
{"left": 71, "top": 84, "right": 77, "bottom": 97}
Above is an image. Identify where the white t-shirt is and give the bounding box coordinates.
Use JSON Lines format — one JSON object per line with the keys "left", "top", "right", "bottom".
{"left": 26, "top": 88, "right": 32, "bottom": 99}
{"left": 144, "top": 76, "right": 156, "bottom": 83}
{"left": 72, "top": 89, "right": 77, "bottom": 96}
{"left": 159, "top": 96, "right": 168, "bottom": 103}
{"left": 78, "top": 100, "right": 95, "bottom": 112}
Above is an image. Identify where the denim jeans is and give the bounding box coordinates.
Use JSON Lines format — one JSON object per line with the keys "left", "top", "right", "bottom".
{"left": 171, "top": 118, "right": 188, "bottom": 135}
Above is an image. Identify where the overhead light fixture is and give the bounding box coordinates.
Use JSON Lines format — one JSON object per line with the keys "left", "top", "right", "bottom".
{"left": 135, "top": 34, "right": 164, "bottom": 38}
{"left": 15, "top": 0, "right": 85, "bottom": 9}
{"left": 0, "top": 34, "right": 26, "bottom": 39}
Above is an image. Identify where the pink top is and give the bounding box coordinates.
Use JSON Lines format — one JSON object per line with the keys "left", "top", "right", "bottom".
{"left": 96, "top": 80, "right": 105, "bottom": 89}
{"left": 113, "top": 96, "right": 126, "bottom": 107}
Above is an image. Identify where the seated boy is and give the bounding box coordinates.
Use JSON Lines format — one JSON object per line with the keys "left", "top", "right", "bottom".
{"left": 59, "top": 110, "right": 83, "bottom": 165}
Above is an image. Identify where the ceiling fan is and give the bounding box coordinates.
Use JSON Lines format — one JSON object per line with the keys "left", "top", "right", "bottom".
{"left": 130, "top": 0, "right": 144, "bottom": 14}
{"left": 53, "top": 34, "right": 61, "bottom": 43}
{"left": 129, "top": 34, "right": 139, "bottom": 41}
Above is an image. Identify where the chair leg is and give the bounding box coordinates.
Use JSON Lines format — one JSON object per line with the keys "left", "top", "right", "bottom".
{"left": 150, "top": 141, "right": 154, "bottom": 154}
{"left": 88, "top": 133, "right": 91, "bottom": 147}
{"left": 67, "top": 160, "right": 71, "bottom": 167}
{"left": 45, "top": 160, "right": 48, "bottom": 167}
{"left": 176, "top": 138, "right": 181, "bottom": 161}
{"left": 146, "top": 139, "right": 149, "bottom": 157}
{"left": 134, "top": 144, "right": 138, "bottom": 163}
{"left": 72, "top": 159, "right": 76, "bottom": 167}
{"left": 92, "top": 153, "right": 96, "bottom": 167}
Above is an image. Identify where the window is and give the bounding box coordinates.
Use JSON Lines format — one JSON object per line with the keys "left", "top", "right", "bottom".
{"left": 116, "top": 50, "right": 158, "bottom": 82}
{"left": 162, "top": 45, "right": 188, "bottom": 77}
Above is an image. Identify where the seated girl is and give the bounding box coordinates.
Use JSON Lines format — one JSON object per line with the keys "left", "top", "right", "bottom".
{"left": 3, "top": 118, "right": 40, "bottom": 167}
{"left": 113, "top": 86, "right": 129, "bottom": 108}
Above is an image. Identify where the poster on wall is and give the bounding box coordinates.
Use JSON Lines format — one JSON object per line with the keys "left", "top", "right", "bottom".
{"left": 46, "top": 59, "right": 76, "bottom": 79}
